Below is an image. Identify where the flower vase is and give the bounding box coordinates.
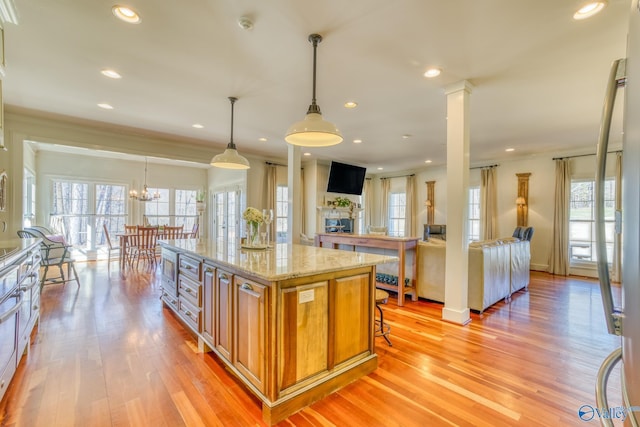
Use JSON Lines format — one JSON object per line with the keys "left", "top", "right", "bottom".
{"left": 248, "top": 223, "right": 261, "bottom": 247}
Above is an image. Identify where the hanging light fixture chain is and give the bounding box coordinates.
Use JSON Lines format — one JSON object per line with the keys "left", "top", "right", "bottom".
{"left": 307, "top": 34, "right": 322, "bottom": 115}
{"left": 227, "top": 96, "right": 238, "bottom": 150}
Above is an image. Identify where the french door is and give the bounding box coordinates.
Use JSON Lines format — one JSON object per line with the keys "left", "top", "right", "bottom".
{"left": 213, "top": 189, "right": 242, "bottom": 248}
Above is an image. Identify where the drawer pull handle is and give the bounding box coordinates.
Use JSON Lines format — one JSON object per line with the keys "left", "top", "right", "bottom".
{"left": 184, "top": 265, "right": 193, "bottom": 270}
{"left": 33, "top": 304, "right": 39, "bottom": 310}
{"left": 241, "top": 283, "right": 253, "bottom": 291}
{"left": 185, "top": 310, "right": 192, "bottom": 316}
{"left": 219, "top": 273, "right": 229, "bottom": 281}
{"left": 206, "top": 267, "right": 214, "bottom": 273}
{"left": 185, "top": 288, "right": 192, "bottom": 293}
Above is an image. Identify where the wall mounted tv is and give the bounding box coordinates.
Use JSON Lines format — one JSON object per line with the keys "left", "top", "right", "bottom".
{"left": 326, "top": 161, "right": 366, "bottom": 195}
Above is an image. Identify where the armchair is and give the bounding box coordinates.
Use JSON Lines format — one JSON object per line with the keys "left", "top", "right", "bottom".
{"left": 17, "top": 229, "right": 80, "bottom": 289}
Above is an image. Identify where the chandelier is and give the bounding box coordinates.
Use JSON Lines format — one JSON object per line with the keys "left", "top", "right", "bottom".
{"left": 129, "top": 158, "right": 160, "bottom": 201}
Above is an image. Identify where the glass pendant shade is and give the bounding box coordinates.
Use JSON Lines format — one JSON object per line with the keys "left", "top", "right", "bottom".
{"left": 211, "top": 96, "right": 250, "bottom": 169}
{"left": 285, "top": 112, "right": 343, "bottom": 147}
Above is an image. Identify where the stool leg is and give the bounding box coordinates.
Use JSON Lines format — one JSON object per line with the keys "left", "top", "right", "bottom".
{"left": 376, "top": 303, "right": 392, "bottom": 347}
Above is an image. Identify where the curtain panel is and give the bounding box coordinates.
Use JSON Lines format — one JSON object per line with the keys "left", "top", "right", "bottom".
{"left": 548, "top": 159, "right": 570, "bottom": 275}
{"left": 480, "top": 167, "right": 497, "bottom": 240}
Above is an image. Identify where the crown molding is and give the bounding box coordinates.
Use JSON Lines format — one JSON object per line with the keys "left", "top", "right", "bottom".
{"left": 0, "top": 0, "right": 18, "bottom": 25}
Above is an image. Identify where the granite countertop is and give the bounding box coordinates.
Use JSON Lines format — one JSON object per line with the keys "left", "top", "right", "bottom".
{"left": 0, "top": 238, "right": 41, "bottom": 269}
{"left": 159, "top": 239, "right": 397, "bottom": 282}
{"left": 315, "top": 233, "right": 421, "bottom": 242}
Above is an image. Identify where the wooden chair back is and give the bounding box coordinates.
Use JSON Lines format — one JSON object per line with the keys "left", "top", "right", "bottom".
{"left": 136, "top": 226, "right": 158, "bottom": 252}
{"left": 162, "top": 225, "right": 184, "bottom": 240}
{"left": 125, "top": 224, "right": 138, "bottom": 246}
{"left": 189, "top": 223, "right": 199, "bottom": 238}
{"left": 103, "top": 223, "right": 115, "bottom": 250}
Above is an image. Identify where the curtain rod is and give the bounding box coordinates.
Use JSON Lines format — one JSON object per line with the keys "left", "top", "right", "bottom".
{"left": 470, "top": 164, "right": 498, "bottom": 170}
{"left": 380, "top": 173, "right": 415, "bottom": 180}
{"left": 265, "top": 161, "right": 287, "bottom": 167}
{"left": 553, "top": 150, "right": 622, "bottom": 161}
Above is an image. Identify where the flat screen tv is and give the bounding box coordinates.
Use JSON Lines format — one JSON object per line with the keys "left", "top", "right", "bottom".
{"left": 326, "top": 161, "right": 366, "bottom": 195}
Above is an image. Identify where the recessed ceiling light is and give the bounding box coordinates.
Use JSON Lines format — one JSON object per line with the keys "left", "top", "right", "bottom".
{"left": 353, "top": 139, "right": 362, "bottom": 144}
{"left": 97, "top": 103, "right": 114, "bottom": 110}
{"left": 573, "top": 1, "right": 606, "bottom": 20}
{"left": 303, "top": 152, "right": 311, "bottom": 156}
{"left": 425, "top": 160, "right": 432, "bottom": 163}
{"left": 402, "top": 134, "right": 411, "bottom": 139}
{"left": 101, "top": 69, "right": 122, "bottom": 79}
{"left": 258, "top": 137, "right": 268, "bottom": 142}
{"left": 192, "top": 124, "right": 204, "bottom": 129}
{"left": 112, "top": 5, "right": 141, "bottom": 24}
{"left": 423, "top": 67, "right": 441, "bottom": 78}
{"left": 505, "top": 148, "right": 515, "bottom": 152}
{"left": 344, "top": 101, "right": 358, "bottom": 109}
{"left": 377, "top": 167, "right": 384, "bottom": 170}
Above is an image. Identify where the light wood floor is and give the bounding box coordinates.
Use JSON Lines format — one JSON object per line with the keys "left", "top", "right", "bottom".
{"left": 0, "top": 263, "right": 623, "bottom": 426}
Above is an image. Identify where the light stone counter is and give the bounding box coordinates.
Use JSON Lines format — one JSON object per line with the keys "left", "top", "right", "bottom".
{"left": 159, "top": 238, "right": 397, "bottom": 281}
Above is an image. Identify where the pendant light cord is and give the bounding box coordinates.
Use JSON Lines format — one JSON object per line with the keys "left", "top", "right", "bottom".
{"left": 227, "top": 96, "right": 238, "bottom": 149}
{"left": 307, "top": 34, "right": 322, "bottom": 115}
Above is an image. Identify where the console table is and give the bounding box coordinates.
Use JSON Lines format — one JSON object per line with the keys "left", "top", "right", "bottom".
{"left": 315, "top": 233, "right": 419, "bottom": 306}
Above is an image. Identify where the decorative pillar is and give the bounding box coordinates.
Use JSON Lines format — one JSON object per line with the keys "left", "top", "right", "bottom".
{"left": 443, "top": 80, "right": 473, "bottom": 326}
{"left": 516, "top": 173, "right": 531, "bottom": 227}
{"left": 425, "top": 181, "right": 435, "bottom": 225}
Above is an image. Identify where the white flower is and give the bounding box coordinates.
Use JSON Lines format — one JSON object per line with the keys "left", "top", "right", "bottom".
{"left": 243, "top": 207, "right": 264, "bottom": 225}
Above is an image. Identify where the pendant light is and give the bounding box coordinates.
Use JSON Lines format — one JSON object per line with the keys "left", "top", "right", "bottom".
{"left": 129, "top": 157, "right": 160, "bottom": 201}
{"left": 285, "top": 34, "right": 343, "bottom": 147}
{"left": 211, "top": 97, "right": 250, "bottom": 169}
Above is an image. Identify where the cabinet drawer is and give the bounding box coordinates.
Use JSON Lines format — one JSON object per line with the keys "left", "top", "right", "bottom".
{"left": 178, "top": 276, "right": 201, "bottom": 308}
{"left": 178, "top": 299, "right": 201, "bottom": 333}
{"left": 161, "top": 276, "right": 178, "bottom": 299}
{"left": 161, "top": 292, "right": 179, "bottom": 312}
{"left": 179, "top": 255, "right": 201, "bottom": 282}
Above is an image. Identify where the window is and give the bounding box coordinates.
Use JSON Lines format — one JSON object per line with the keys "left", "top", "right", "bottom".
{"left": 469, "top": 187, "right": 480, "bottom": 242}
{"left": 388, "top": 192, "right": 406, "bottom": 237}
{"left": 175, "top": 189, "right": 197, "bottom": 231}
{"left": 143, "top": 188, "right": 170, "bottom": 225}
{"left": 569, "top": 179, "right": 615, "bottom": 263}
{"left": 276, "top": 186, "right": 288, "bottom": 242}
{"left": 51, "top": 181, "right": 89, "bottom": 245}
{"left": 23, "top": 169, "right": 36, "bottom": 228}
{"left": 214, "top": 190, "right": 240, "bottom": 246}
{"left": 95, "top": 184, "right": 127, "bottom": 245}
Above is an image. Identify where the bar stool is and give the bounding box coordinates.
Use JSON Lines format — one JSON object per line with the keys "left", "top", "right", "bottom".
{"left": 375, "top": 289, "right": 392, "bottom": 346}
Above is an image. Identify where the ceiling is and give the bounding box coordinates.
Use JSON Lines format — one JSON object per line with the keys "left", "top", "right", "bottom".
{"left": 2, "top": 0, "right": 630, "bottom": 172}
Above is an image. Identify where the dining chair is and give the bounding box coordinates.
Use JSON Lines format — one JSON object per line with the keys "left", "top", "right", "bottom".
{"left": 188, "top": 223, "right": 199, "bottom": 238}
{"left": 102, "top": 223, "right": 121, "bottom": 270}
{"left": 129, "top": 226, "right": 159, "bottom": 268}
{"left": 162, "top": 225, "right": 184, "bottom": 240}
{"left": 18, "top": 229, "right": 80, "bottom": 289}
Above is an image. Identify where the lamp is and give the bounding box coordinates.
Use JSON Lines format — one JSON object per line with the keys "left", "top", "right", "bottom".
{"left": 129, "top": 158, "right": 160, "bottom": 202}
{"left": 516, "top": 196, "right": 526, "bottom": 207}
{"left": 211, "top": 97, "right": 250, "bottom": 169}
{"left": 285, "top": 34, "right": 343, "bottom": 147}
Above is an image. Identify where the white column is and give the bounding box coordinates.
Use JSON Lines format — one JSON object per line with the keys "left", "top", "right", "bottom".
{"left": 442, "top": 80, "right": 473, "bottom": 325}
{"left": 287, "top": 144, "right": 302, "bottom": 244}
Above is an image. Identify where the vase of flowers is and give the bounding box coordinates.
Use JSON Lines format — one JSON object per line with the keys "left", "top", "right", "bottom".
{"left": 243, "top": 207, "right": 264, "bottom": 247}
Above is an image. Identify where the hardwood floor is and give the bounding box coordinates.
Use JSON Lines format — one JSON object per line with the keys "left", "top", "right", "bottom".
{"left": 0, "top": 263, "right": 623, "bottom": 426}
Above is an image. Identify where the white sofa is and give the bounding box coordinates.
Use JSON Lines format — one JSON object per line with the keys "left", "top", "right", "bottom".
{"left": 417, "top": 238, "right": 530, "bottom": 312}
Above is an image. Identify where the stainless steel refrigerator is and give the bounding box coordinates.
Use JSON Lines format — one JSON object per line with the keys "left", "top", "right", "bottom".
{"left": 594, "top": 2, "right": 640, "bottom": 426}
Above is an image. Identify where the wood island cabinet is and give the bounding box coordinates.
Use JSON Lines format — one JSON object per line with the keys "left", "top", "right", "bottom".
{"left": 215, "top": 268, "right": 233, "bottom": 362}
{"left": 233, "top": 275, "right": 267, "bottom": 394}
{"left": 159, "top": 240, "right": 395, "bottom": 425}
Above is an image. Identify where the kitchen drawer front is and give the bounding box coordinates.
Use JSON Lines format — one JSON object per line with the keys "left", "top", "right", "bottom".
{"left": 178, "top": 299, "right": 201, "bottom": 333}
{"left": 178, "top": 275, "right": 201, "bottom": 308}
{"left": 161, "top": 292, "right": 179, "bottom": 312}
{"left": 161, "top": 276, "right": 178, "bottom": 299}
{"left": 179, "top": 255, "right": 201, "bottom": 283}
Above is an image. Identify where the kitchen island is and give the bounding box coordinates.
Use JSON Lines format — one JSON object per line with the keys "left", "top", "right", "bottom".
{"left": 158, "top": 239, "right": 396, "bottom": 424}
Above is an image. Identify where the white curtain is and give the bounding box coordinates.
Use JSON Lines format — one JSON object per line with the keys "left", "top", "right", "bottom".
{"left": 363, "top": 178, "right": 373, "bottom": 231}
{"left": 405, "top": 175, "right": 417, "bottom": 237}
{"left": 265, "top": 163, "right": 277, "bottom": 240}
{"left": 380, "top": 178, "right": 390, "bottom": 227}
{"left": 548, "top": 159, "right": 570, "bottom": 275}
{"left": 480, "top": 167, "right": 497, "bottom": 240}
